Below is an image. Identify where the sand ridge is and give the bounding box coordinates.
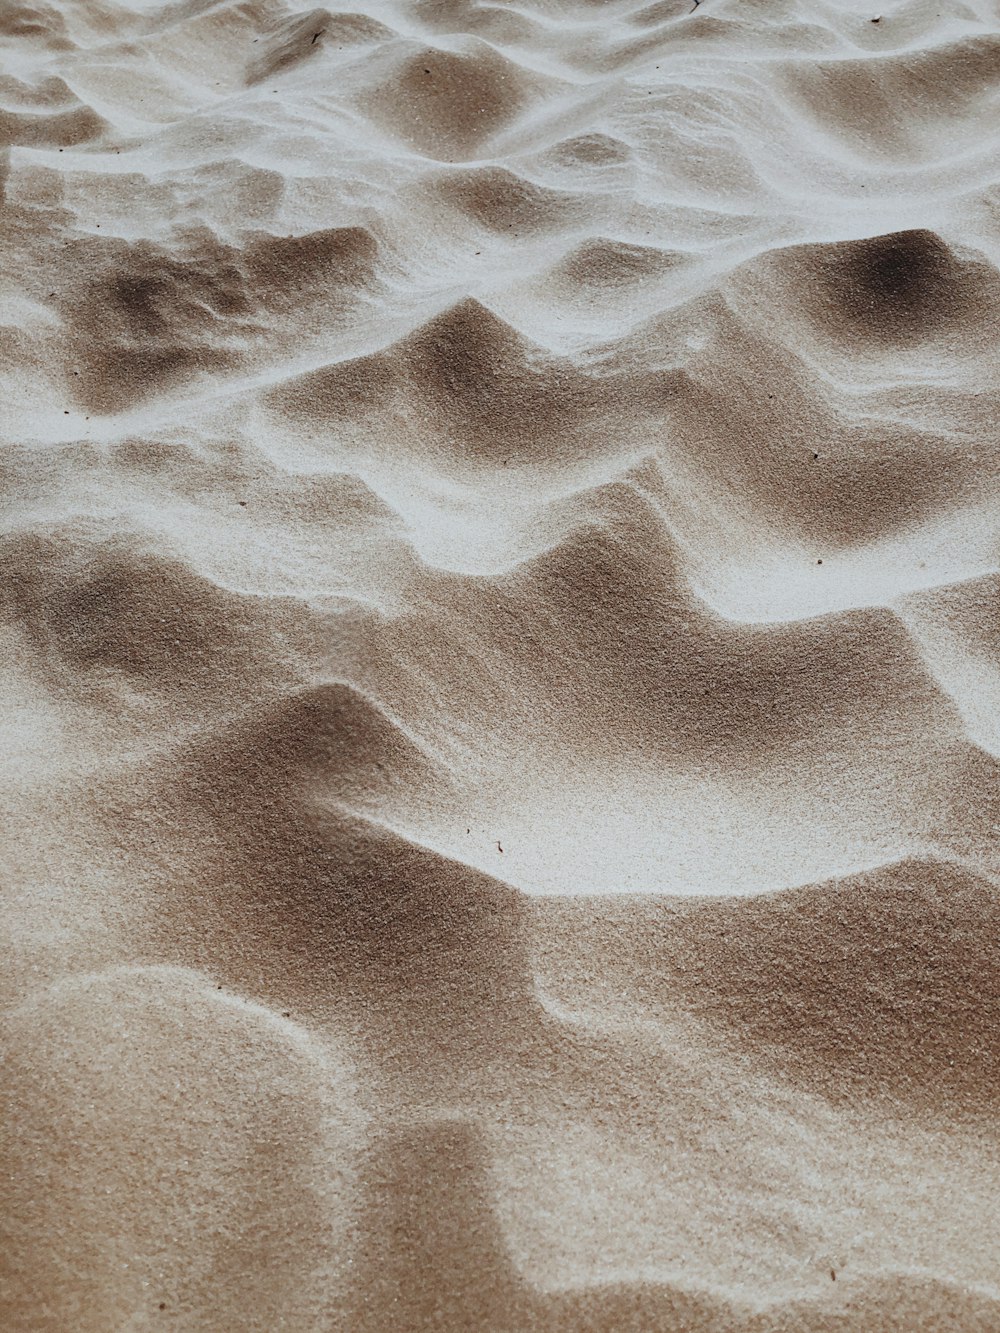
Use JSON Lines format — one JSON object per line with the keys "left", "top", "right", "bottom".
{"left": 2, "top": 0, "right": 1000, "bottom": 1328}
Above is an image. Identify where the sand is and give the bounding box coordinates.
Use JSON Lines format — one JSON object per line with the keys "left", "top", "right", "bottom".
{"left": 2, "top": 0, "right": 999, "bottom": 1327}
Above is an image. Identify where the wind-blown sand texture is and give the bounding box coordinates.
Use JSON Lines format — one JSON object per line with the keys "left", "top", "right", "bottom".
{"left": 2, "top": 0, "right": 1000, "bottom": 1328}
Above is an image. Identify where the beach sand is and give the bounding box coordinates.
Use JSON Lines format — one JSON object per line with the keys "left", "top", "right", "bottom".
{"left": 2, "top": 0, "right": 999, "bottom": 1327}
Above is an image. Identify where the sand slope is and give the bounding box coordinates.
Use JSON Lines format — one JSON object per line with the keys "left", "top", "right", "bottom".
{"left": 2, "top": 0, "right": 1000, "bottom": 1328}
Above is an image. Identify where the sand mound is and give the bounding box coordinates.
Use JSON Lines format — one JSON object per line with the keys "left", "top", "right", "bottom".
{"left": 742, "top": 228, "right": 998, "bottom": 350}
{"left": 538, "top": 856, "right": 1000, "bottom": 1119}
{"left": 2, "top": 966, "right": 363, "bottom": 1330}
{"left": 361, "top": 40, "right": 554, "bottom": 160}
{"left": 4, "top": 0, "right": 1000, "bottom": 1326}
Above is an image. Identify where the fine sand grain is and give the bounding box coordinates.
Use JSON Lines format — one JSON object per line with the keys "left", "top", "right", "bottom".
{"left": 2, "top": 0, "right": 999, "bottom": 1328}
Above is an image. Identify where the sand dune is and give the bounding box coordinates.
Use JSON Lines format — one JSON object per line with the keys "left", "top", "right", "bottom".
{"left": 3, "top": 0, "right": 1000, "bottom": 1327}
